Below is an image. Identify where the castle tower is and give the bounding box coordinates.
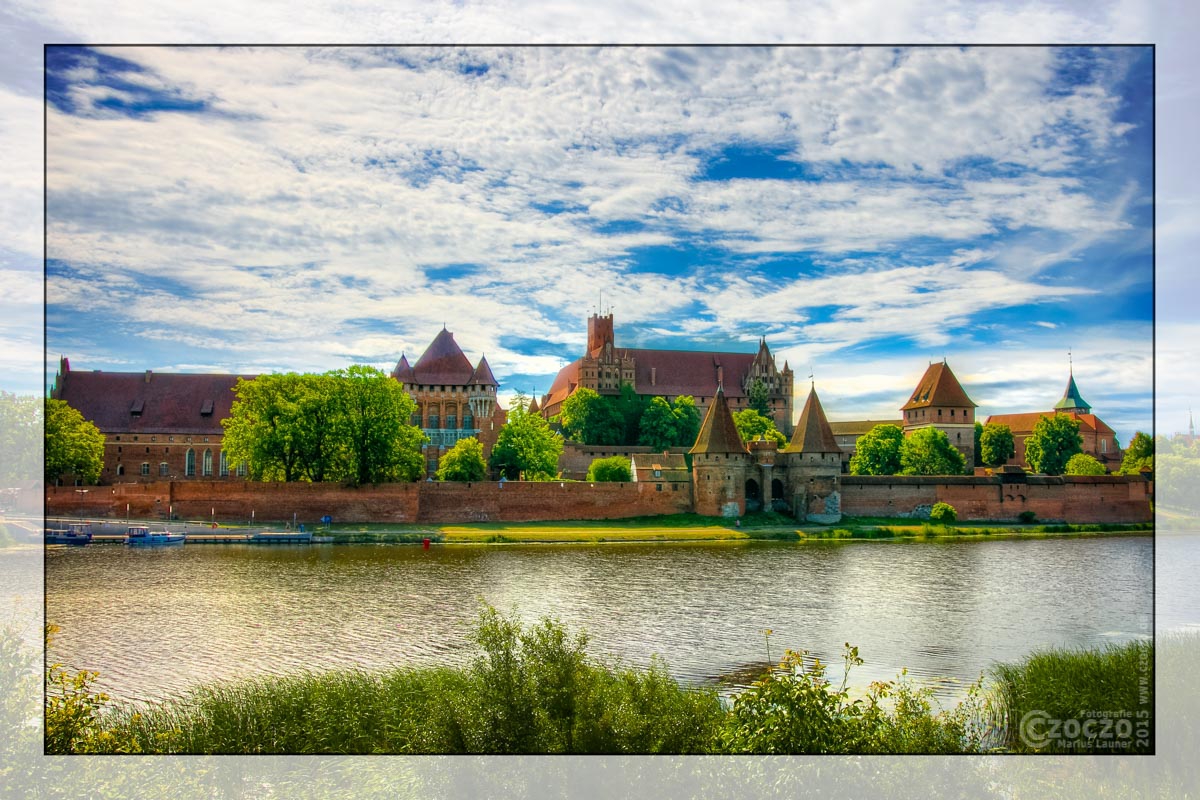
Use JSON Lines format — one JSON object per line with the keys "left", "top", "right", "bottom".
{"left": 1054, "top": 368, "right": 1092, "bottom": 415}
{"left": 901, "top": 360, "right": 977, "bottom": 467}
{"left": 689, "top": 385, "right": 750, "bottom": 517}
{"left": 783, "top": 384, "right": 843, "bottom": 522}
{"left": 587, "top": 313, "right": 615, "bottom": 357}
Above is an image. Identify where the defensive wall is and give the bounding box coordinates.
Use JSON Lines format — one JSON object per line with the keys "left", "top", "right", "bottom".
{"left": 46, "top": 477, "right": 694, "bottom": 525}
{"left": 839, "top": 474, "right": 1153, "bottom": 523}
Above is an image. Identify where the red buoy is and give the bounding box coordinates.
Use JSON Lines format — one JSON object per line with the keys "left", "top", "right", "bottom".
{"left": 423, "top": 538, "right": 430, "bottom": 549}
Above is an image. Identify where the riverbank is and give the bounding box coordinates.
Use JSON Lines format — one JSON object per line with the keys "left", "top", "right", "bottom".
{"left": 297, "top": 513, "right": 1153, "bottom": 544}
{"left": 44, "top": 609, "right": 1160, "bottom": 755}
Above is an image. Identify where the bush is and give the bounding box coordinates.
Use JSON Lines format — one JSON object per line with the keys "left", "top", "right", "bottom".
{"left": 1018, "top": 510, "right": 1037, "bottom": 524}
{"left": 929, "top": 502, "right": 957, "bottom": 523}
{"left": 586, "top": 456, "right": 631, "bottom": 482}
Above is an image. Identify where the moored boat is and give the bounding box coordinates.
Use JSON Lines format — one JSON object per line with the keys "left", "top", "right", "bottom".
{"left": 248, "top": 530, "right": 313, "bottom": 544}
{"left": 46, "top": 522, "right": 93, "bottom": 546}
{"left": 124, "top": 525, "right": 186, "bottom": 546}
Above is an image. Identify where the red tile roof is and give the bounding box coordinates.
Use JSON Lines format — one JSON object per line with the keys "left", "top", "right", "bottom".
{"left": 52, "top": 369, "right": 252, "bottom": 435}
{"left": 986, "top": 411, "right": 1114, "bottom": 436}
{"left": 901, "top": 362, "right": 976, "bottom": 410}
{"left": 786, "top": 386, "right": 841, "bottom": 453}
{"left": 689, "top": 386, "right": 748, "bottom": 455}
{"left": 411, "top": 328, "right": 475, "bottom": 386}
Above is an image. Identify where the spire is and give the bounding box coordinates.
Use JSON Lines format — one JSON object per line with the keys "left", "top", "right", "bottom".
{"left": 1054, "top": 370, "right": 1091, "bottom": 414}
{"left": 470, "top": 354, "right": 499, "bottom": 387}
{"left": 526, "top": 395, "right": 539, "bottom": 415}
{"left": 689, "top": 386, "right": 748, "bottom": 455}
{"left": 786, "top": 385, "right": 841, "bottom": 454}
{"left": 392, "top": 353, "right": 414, "bottom": 382}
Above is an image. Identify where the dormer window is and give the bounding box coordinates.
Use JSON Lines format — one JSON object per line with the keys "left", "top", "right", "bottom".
{"left": 200, "top": 399, "right": 214, "bottom": 416}
{"left": 130, "top": 398, "right": 144, "bottom": 416}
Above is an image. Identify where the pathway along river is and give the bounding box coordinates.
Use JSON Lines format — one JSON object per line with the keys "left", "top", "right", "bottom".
{"left": 43, "top": 533, "right": 1159, "bottom": 706}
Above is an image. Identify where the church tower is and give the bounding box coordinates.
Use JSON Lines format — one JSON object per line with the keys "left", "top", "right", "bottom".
{"left": 689, "top": 385, "right": 750, "bottom": 517}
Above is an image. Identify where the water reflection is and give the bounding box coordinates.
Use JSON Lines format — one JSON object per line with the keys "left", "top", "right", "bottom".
{"left": 44, "top": 535, "right": 1155, "bottom": 705}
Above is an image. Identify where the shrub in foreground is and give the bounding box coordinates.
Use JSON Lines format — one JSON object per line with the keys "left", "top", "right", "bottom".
{"left": 929, "top": 502, "right": 957, "bottom": 523}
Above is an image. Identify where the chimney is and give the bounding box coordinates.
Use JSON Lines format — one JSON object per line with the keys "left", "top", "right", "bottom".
{"left": 650, "top": 367, "right": 656, "bottom": 386}
{"left": 145, "top": 370, "right": 153, "bottom": 384}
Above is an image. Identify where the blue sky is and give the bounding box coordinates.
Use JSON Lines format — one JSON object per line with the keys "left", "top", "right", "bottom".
{"left": 41, "top": 46, "right": 1153, "bottom": 443}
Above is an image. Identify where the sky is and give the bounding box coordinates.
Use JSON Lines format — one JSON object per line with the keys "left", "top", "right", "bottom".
{"left": 39, "top": 44, "right": 1155, "bottom": 444}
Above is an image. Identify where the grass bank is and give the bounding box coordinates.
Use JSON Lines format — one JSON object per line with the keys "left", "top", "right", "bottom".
{"left": 305, "top": 513, "right": 1151, "bottom": 545}
{"left": 47, "top": 610, "right": 1154, "bottom": 755}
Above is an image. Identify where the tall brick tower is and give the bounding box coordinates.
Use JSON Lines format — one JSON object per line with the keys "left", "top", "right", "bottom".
{"left": 689, "top": 385, "right": 750, "bottom": 517}
{"left": 783, "top": 384, "right": 843, "bottom": 522}
{"left": 901, "top": 360, "right": 977, "bottom": 468}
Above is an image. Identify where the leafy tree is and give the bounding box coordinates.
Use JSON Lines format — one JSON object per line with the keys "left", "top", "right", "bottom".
{"left": 437, "top": 437, "right": 487, "bottom": 482}
{"left": 586, "top": 456, "right": 631, "bottom": 482}
{"left": 45, "top": 398, "right": 104, "bottom": 484}
{"left": 638, "top": 397, "right": 679, "bottom": 451}
{"left": 332, "top": 365, "right": 424, "bottom": 485}
{"left": 1024, "top": 414, "right": 1083, "bottom": 475}
{"left": 223, "top": 368, "right": 425, "bottom": 484}
{"left": 559, "top": 388, "right": 624, "bottom": 446}
{"left": 0, "top": 392, "right": 41, "bottom": 485}
{"left": 1065, "top": 453, "right": 1107, "bottom": 476}
{"left": 979, "top": 423, "right": 1016, "bottom": 468}
{"left": 490, "top": 396, "right": 564, "bottom": 480}
{"left": 1119, "top": 431, "right": 1154, "bottom": 475}
{"left": 973, "top": 421, "right": 983, "bottom": 467}
{"left": 748, "top": 379, "right": 771, "bottom": 417}
{"left": 900, "top": 428, "right": 966, "bottom": 476}
{"left": 616, "top": 383, "right": 649, "bottom": 445}
{"left": 849, "top": 424, "right": 904, "bottom": 476}
{"left": 672, "top": 395, "right": 702, "bottom": 448}
{"left": 732, "top": 408, "right": 787, "bottom": 446}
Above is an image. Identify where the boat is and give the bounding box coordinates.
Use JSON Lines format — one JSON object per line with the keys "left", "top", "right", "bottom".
{"left": 123, "top": 525, "right": 186, "bottom": 546}
{"left": 46, "top": 522, "right": 93, "bottom": 546}
{"left": 248, "top": 529, "right": 313, "bottom": 544}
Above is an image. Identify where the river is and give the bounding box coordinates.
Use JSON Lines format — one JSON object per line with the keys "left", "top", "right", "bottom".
{"left": 34, "top": 531, "right": 1181, "bottom": 707}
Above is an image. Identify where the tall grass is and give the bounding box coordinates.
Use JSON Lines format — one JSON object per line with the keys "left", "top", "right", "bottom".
{"left": 990, "top": 639, "right": 1153, "bottom": 753}
{"left": 49, "top": 611, "right": 1153, "bottom": 755}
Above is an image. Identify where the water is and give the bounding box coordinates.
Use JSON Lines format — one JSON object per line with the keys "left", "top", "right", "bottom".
{"left": 40, "top": 533, "right": 1164, "bottom": 707}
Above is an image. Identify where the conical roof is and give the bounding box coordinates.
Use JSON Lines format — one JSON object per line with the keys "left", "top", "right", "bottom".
{"left": 901, "top": 361, "right": 976, "bottom": 410}
{"left": 526, "top": 395, "right": 539, "bottom": 415}
{"left": 689, "top": 386, "right": 749, "bottom": 455}
{"left": 392, "top": 354, "right": 414, "bottom": 382}
{"left": 470, "top": 354, "right": 499, "bottom": 387}
{"left": 1054, "top": 372, "right": 1091, "bottom": 413}
{"left": 412, "top": 328, "right": 474, "bottom": 385}
{"left": 786, "top": 385, "right": 841, "bottom": 453}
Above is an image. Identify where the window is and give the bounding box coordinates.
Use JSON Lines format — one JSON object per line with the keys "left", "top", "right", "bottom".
{"left": 159, "top": 462, "right": 168, "bottom": 477}
{"left": 1102, "top": 439, "right": 1107, "bottom": 453}
{"left": 237, "top": 462, "right": 247, "bottom": 477}
{"left": 463, "top": 414, "right": 473, "bottom": 430}
{"left": 411, "top": 412, "right": 422, "bottom": 427}
{"left": 116, "top": 464, "right": 124, "bottom": 476}
{"left": 141, "top": 462, "right": 150, "bottom": 476}
{"left": 656, "top": 484, "right": 663, "bottom": 491}
{"left": 219, "top": 451, "right": 228, "bottom": 477}
{"left": 654, "top": 469, "right": 662, "bottom": 478}
{"left": 447, "top": 414, "right": 457, "bottom": 429}
{"left": 185, "top": 448, "right": 196, "bottom": 477}
{"left": 429, "top": 414, "right": 440, "bottom": 429}
{"left": 202, "top": 449, "right": 213, "bottom": 476}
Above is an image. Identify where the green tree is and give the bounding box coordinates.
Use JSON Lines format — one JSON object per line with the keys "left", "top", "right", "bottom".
{"left": 558, "top": 388, "right": 624, "bottom": 446}
{"left": 849, "top": 424, "right": 904, "bottom": 476}
{"left": 616, "top": 383, "right": 649, "bottom": 445}
{"left": 586, "top": 456, "right": 631, "bottom": 482}
{"left": 973, "top": 421, "right": 984, "bottom": 467}
{"left": 45, "top": 398, "right": 104, "bottom": 484}
{"left": 1119, "top": 431, "right": 1154, "bottom": 475}
{"left": 1024, "top": 414, "right": 1083, "bottom": 475}
{"left": 672, "top": 395, "right": 702, "bottom": 448}
{"left": 437, "top": 437, "right": 487, "bottom": 482}
{"left": 0, "top": 392, "right": 41, "bottom": 486}
{"left": 331, "top": 365, "right": 424, "bottom": 485}
{"left": 638, "top": 397, "right": 679, "bottom": 451}
{"left": 900, "top": 428, "right": 966, "bottom": 476}
{"left": 732, "top": 408, "right": 787, "bottom": 446}
{"left": 221, "top": 373, "right": 312, "bottom": 482}
{"left": 748, "top": 379, "right": 771, "bottom": 417}
{"left": 490, "top": 396, "right": 565, "bottom": 480}
{"left": 1065, "top": 453, "right": 1107, "bottom": 476}
{"left": 979, "top": 423, "right": 1016, "bottom": 468}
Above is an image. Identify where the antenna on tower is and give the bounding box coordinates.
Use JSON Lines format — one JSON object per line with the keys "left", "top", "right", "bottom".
{"left": 1068, "top": 347, "right": 1073, "bottom": 374}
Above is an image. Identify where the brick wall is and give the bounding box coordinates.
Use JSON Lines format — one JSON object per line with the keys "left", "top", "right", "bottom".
{"left": 47, "top": 477, "right": 693, "bottom": 525}
{"left": 840, "top": 474, "right": 1152, "bottom": 523}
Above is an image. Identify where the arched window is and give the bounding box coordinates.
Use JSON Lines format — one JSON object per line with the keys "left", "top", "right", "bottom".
{"left": 185, "top": 448, "right": 196, "bottom": 477}
{"left": 159, "top": 462, "right": 169, "bottom": 477}
{"left": 219, "top": 451, "right": 228, "bottom": 477}
{"left": 237, "top": 462, "right": 247, "bottom": 477}
{"left": 202, "top": 449, "right": 213, "bottom": 476}
{"left": 116, "top": 464, "right": 124, "bottom": 476}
